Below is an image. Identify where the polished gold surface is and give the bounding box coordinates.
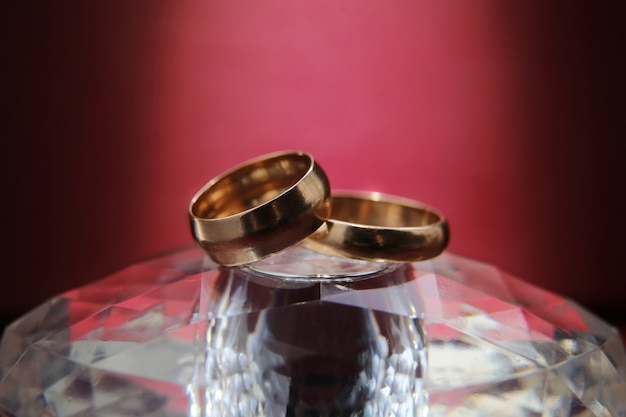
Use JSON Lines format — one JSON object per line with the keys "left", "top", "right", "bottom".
{"left": 302, "top": 191, "right": 449, "bottom": 262}
{"left": 190, "top": 151, "right": 331, "bottom": 266}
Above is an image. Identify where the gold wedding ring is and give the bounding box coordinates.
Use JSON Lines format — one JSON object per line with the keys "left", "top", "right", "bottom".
{"left": 189, "top": 151, "right": 331, "bottom": 266}
{"left": 302, "top": 191, "right": 449, "bottom": 262}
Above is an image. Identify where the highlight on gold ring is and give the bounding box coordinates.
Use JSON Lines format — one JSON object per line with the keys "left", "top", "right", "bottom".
{"left": 189, "top": 150, "right": 331, "bottom": 266}
{"left": 301, "top": 191, "right": 449, "bottom": 263}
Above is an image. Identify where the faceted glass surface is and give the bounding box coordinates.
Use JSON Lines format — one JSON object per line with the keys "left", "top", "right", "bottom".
{"left": 1, "top": 246, "right": 625, "bottom": 417}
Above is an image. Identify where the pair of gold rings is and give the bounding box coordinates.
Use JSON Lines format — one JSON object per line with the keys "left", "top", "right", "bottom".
{"left": 189, "top": 151, "right": 449, "bottom": 266}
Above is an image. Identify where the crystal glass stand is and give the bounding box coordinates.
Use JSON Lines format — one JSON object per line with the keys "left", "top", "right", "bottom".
{"left": 1, "top": 246, "right": 625, "bottom": 417}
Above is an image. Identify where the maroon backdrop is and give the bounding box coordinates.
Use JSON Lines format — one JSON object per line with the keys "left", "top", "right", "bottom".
{"left": 1, "top": 2, "right": 624, "bottom": 327}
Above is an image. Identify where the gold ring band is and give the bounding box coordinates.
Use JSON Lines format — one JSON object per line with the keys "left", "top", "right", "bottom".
{"left": 189, "top": 151, "right": 331, "bottom": 266}
{"left": 302, "top": 191, "right": 449, "bottom": 262}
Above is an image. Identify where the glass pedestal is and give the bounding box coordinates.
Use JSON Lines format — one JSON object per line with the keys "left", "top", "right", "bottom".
{"left": 1, "top": 246, "right": 624, "bottom": 416}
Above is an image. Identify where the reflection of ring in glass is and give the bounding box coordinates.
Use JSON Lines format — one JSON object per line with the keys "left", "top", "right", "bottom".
{"left": 302, "top": 191, "right": 449, "bottom": 263}
{"left": 189, "top": 151, "right": 331, "bottom": 266}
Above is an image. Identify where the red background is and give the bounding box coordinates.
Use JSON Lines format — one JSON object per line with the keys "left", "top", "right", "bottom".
{"left": 1, "top": 2, "right": 624, "bottom": 329}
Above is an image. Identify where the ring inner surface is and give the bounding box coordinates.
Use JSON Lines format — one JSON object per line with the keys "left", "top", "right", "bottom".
{"left": 330, "top": 196, "right": 439, "bottom": 228}
{"left": 193, "top": 154, "right": 310, "bottom": 219}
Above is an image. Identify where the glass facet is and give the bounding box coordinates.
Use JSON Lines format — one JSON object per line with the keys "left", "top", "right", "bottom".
{"left": 0, "top": 246, "right": 624, "bottom": 417}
